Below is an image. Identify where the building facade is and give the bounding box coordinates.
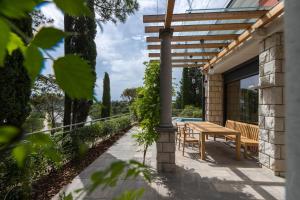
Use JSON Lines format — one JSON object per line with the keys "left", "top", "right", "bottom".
{"left": 204, "top": 13, "right": 285, "bottom": 176}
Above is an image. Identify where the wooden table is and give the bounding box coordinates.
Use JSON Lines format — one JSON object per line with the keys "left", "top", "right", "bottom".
{"left": 187, "top": 122, "right": 241, "bottom": 160}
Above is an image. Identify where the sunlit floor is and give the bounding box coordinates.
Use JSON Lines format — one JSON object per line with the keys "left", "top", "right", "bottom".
{"left": 53, "top": 127, "right": 285, "bottom": 200}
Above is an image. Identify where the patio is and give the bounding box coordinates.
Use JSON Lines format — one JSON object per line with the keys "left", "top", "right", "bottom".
{"left": 54, "top": 126, "right": 285, "bottom": 200}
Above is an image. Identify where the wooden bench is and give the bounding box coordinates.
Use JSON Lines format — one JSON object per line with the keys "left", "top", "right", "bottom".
{"left": 225, "top": 120, "right": 259, "bottom": 158}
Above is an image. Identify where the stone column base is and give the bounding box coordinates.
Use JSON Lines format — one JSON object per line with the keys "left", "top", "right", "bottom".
{"left": 156, "top": 126, "right": 177, "bottom": 173}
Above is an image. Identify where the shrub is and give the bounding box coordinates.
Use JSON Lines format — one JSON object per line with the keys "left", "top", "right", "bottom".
{"left": 179, "top": 105, "right": 202, "bottom": 118}
{"left": 0, "top": 115, "right": 131, "bottom": 199}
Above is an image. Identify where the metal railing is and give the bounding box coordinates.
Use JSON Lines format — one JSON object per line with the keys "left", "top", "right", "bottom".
{"left": 27, "top": 113, "right": 130, "bottom": 136}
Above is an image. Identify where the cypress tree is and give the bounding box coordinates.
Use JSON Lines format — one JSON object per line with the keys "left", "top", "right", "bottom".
{"left": 181, "top": 68, "right": 192, "bottom": 107}
{"left": 179, "top": 67, "right": 203, "bottom": 108}
{"left": 63, "top": 0, "right": 139, "bottom": 127}
{"left": 0, "top": 17, "right": 32, "bottom": 127}
{"left": 63, "top": 0, "right": 97, "bottom": 126}
{"left": 63, "top": 14, "right": 74, "bottom": 129}
{"left": 71, "top": 0, "right": 97, "bottom": 124}
{"left": 101, "top": 72, "right": 111, "bottom": 118}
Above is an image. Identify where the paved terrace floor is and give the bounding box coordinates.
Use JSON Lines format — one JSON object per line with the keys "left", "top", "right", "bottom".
{"left": 54, "top": 127, "right": 285, "bottom": 200}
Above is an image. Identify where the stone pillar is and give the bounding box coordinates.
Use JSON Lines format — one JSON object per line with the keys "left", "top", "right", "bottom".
{"left": 204, "top": 73, "right": 224, "bottom": 125}
{"left": 258, "top": 32, "right": 285, "bottom": 176}
{"left": 159, "top": 28, "right": 173, "bottom": 127}
{"left": 156, "top": 28, "right": 176, "bottom": 172}
{"left": 285, "top": 0, "right": 300, "bottom": 198}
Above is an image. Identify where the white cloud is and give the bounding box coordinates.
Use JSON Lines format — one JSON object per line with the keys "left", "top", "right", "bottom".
{"left": 40, "top": 0, "right": 230, "bottom": 100}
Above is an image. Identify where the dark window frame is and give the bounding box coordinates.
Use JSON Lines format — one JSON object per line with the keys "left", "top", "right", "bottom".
{"left": 223, "top": 56, "right": 259, "bottom": 124}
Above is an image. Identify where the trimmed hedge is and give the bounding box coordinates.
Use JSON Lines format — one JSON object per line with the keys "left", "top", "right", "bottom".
{"left": 0, "top": 115, "right": 131, "bottom": 199}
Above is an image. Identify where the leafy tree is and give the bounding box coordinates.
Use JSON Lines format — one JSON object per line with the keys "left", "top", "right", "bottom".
{"left": 101, "top": 72, "right": 111, "bottom": 118}
{"left": 179, "top": 68, "right": 203, "bottom": 109}
{"left": 132, "top": 62, "right": 160, "bottom": 164}
{"left": 31, "top": 10, "right": 54, "bottom": 30}
{"left": 89, "top": 102, "right": 102, "bottom": 120}
{"left": 112, "top": 100, "right": 130, "bottom": 115}
{"left": 31, "top": 75, "right": 64, "bottom": 129}
{"left": 94, "top": 0, "right": 139, "bottom": 24}
{"left": 0, "top": 17, "right": 32, "bottom": 128}
{"left": 121, "top": 87, "right": 139, "bottom": 103}
{"left": 22, "top": 111, "right": 45, "bottom": 133}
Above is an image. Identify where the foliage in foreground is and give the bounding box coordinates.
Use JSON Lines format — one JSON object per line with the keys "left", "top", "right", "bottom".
{"left": 0, "top": 116, "right": 131, "bottom": 199}
{"left": 62, "top": 160, "right": 151, "bottom": 200}
{"left": 131, "top": 62, "right": 160, "bottom": 164}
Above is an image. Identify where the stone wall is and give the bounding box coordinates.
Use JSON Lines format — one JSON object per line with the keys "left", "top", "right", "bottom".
{"left": 205, "top": 74, "right": 224, "bottom": 125}
{"left": 156, "top": 127, "right": 176, "bottom": 173}
{"left": 258, "top": 32, "right": 285, "bottom": 176}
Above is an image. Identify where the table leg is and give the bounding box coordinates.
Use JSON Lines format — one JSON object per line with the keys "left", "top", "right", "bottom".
{"left": 236, "top": 134, "right": 241, "bottom": 160}
{"left": 201, "top": 133, "right": 206, "bottom": 160}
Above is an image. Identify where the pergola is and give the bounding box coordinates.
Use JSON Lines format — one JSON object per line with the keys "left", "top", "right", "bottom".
{"left": 143, "top": 1, "right": 284, "bottom": 70}
{"left": 143, "top": 0, "right": 284, "bottom": 173}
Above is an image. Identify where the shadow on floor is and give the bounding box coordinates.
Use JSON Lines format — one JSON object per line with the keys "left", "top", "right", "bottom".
{"left": 55, "top": 128, "right": 285, "bottom": 200}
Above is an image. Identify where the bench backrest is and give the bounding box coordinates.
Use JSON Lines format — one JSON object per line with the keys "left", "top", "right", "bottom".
{"left": 225, "top": 120, "right": 259, "bottom": 141}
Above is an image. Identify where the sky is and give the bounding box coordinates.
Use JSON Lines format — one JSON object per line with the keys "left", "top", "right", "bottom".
{"left": 39, "top": 0, "right": 230, "bottom": 101}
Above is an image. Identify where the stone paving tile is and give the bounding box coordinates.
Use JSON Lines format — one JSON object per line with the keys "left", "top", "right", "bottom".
{"left": 53, "top": 127, "right": 285, "bottom": 200}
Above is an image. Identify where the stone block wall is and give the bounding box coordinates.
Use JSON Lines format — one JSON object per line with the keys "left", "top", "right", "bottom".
{"left": 205, "top": 74, "right": 224, "bottom": 125}
{"left": 258, "top": 32, "right": 285, "bottom": 176}
{"left": 156, "top": 127, "right": 176, "bottom": 172}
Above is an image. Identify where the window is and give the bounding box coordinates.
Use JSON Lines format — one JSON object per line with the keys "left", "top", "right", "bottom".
{"left": 224, "top": 57, "right": 259, "bottom": 124}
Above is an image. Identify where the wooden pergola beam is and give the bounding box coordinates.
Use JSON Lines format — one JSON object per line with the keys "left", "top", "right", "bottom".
{"left": 204, "top": 2, "right": 284, "bottom": 69}
{"left": 173, "top": 64, "right": 204, "bottom": 68}
{"left": 145, "top": 23, "right": 252, "bottom": 33}
{"left": 146, "top": 34, "right": 239, "bottom": 43}
{"left": 151, "top": 58, "right": 210, "bottom": 63}
{"left": 149, "top": 52, "right": 218, "bottom": 57}
{"left": 143, "top": 10, "right": 268, "bottom": 23}
{"left": 165, "top": 0, "right": 175, "bottom": 28}
{"left": 147, "top": 43, "right": 228, "bottom": 50}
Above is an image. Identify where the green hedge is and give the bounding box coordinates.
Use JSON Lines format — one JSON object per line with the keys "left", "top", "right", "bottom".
{"left": 0, "top": 115, "right": 131, "bottom": 199}
{"left": 179, "top": 105, "right": 202, "bottom": 118}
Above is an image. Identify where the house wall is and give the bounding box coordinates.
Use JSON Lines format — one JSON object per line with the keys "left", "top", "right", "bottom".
{"left": 258, "top": 32, "right": 285, "bottom": 176}
{"left": 204, "top": 74, "right": 224, "bottom": 125}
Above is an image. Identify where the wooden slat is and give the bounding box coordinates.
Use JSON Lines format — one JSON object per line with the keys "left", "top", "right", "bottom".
{"left": 149, "top": 52, "right": 218, "bottom": 57}
{"left": 145, "top": 23, "right": 253, "bottom": 33}
{"left": 165, "top": 0, "right": 175, "bottom": 28}
{"left": 150, "top": 58, "right": 210, "bottom": 63}
{"left": 146, "top": 34, "right": 239, "bottom": 43}
{"left": 143, "top": 10, "right": 268, "bottom": 23}
{"left": 204, "top": 2, "right": 284, "bottom": 69}
{"left": 172, "top": 58, "right": 210, "bottom": 63}
{"left": 147, "top": 43, "right": 228, "bottom": 50}
{"left": 173, "top": 64, "right": 204, "bottom": 68}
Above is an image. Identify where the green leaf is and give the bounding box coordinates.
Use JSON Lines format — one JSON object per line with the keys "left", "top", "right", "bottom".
{"left": 27, "top": 132, "right": 52, "bottom": 145}
{"left": 12, "top": 143, "right": 30, "bottom": 167}
{"left": 113, "top": 189, "right": 145, "bottom": 200}
{"left": 53, "top": 0, "right": 91, "bottom": 16}
{"left": 44, "top": 147, "right": 62, "bottom": 164}
{"left": 32, "top": 27, "right": 66, "bottom": 49}
{"left": 7, "top": 33, "right": 25, "bottom": 55}
{"left": 53, "top": 55, "right": 95, "bottom": 99}
{"left": 63, "top": 193, "right": 73, "bottom": 200}
{"left": 0, "top": 18, "right": 10, "bottom": 66}
{"left": 24, "top": 45, "right": 43, "bottom": 81}
{"left": 0, "top": 126, "right": 19, "bottom": 144}
{"left": 0, "top": 0, "right": 37, "bottom": 18}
